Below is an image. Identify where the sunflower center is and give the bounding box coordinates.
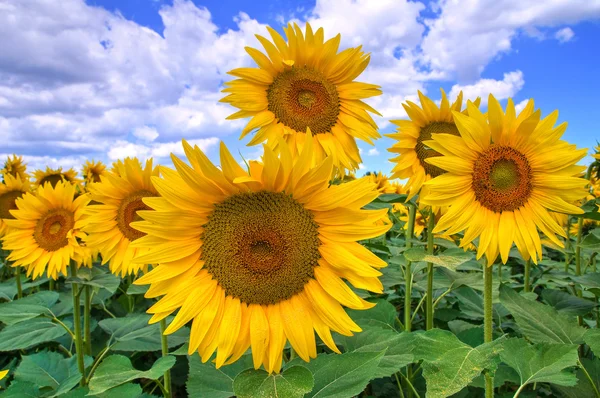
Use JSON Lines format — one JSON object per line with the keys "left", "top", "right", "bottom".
{"left": 267, "top": 67, "right": 340, "bottom": 134}
{"left": 472, "top": 145, "right": 532, "bottom": 213}
{"left": 201, "top": 191, "right": 320, "bottom": 305}
{"left": 33, "top": 209, "right": 74, "bottom": 251}
{"left": 116, "top": 190, "right": 155, "bottom": 241}
{"left": 0, "top": 191, "right": 24, "bottom": 219}
{"left": 39, "top": 174, "right": 66, "bottom": 188}
{"left": 416, "top": 122, "right": 460, "bottom": 177}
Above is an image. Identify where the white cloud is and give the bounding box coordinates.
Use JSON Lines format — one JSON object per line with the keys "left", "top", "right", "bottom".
{"left": 367, "top": 148, "right": 380, "bottom": 156}
{"left": 449, "top": 70, "right": 525, "bottom": 106}
{"left": 108, "top": 137, "right": 219, "bottom": 161}
{"left": 555, "top": 27, "right": 575, "bottom": 43}
{"left": 133, "top": 126, "right": 159, "bottom": 142}
{"left": 514, "top": 99, "right": 530, "bottom": 113}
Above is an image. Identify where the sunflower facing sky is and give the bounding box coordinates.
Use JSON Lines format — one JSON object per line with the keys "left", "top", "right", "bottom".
{"left": 83, "top": 158, "right": 159, "bottom": 277}
{"left": 82, "top": 160, "right": 107, "bottom": 185}
{"left": 387, "top": 90, "right": 481, "bottom": 201}
{"left": 221, "top": 22, "right": 382, "bottom": 174}
{"left": 131, "top": 137, "right": 390, "bottom": 373}
{"left": 2, "top": 181, "right": 89, "bottom": 279}
{"left": 0, "top": 174, "right": 30, "bottom": 238}
{"left": 421, "top": 95, "right": 588, "bottom": 265}
{"left": 34, "top": 167, "right": 81, "bottom": 189}
{"left": 1, "top": 155, "right": 28, "bottom": 182}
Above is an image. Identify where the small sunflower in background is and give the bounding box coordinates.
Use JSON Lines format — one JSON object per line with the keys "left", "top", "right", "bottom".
{"left": 1, "top": 155, "right": 28, "bottom": 182}
{"left": 364, "top": 171, "right": 397, "bottom": 193}
{"left": 34, "top": 167, "right": 82, "bottom": 189}
{"left": 0, "top": 174, "right": 30, "bottom": 238}
{"left": 221, "top": 22, "right": 382, "bottom": 174}
{"left": 387, "top": 90, "right": 480, "bottom": 201}
{"left": 422, "top": 95, "right": 588, "bottom": 265}
{"left": 131, "top": 138, "right": 390, "bottom": 373}
{"left": 82, "top": 160, "right": 107, "bottom": 186}
{"left": 2, "top": 181, "right": 89, "bottom": 279}
{"left": 83, "top": 158, "right": 158, "bottom": 277}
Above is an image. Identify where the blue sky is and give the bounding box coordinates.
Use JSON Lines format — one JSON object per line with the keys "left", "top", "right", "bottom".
{"left": 1, "top": 0, "right": 599, "bottom": 176}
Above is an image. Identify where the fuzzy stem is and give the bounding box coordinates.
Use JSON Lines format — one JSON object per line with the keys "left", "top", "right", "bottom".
{"left": 426, "top": 211, "right": 435, "bottom": 330}
{"left": 484, "top": 263, "right": 494, "bottom": 398}
{"left": 84, "top": 285, "right": 92, "bottom": 355}
{"left": 49, "top": 279, "right": 55, "bottom": 291}
{"left": 404, "top": 203, "right": 417, "bottom": 332}
{"left": 70, "top": 261, "right": 86, "bottom": 386}
{"left": 160, "top": 319, "right": 172, "bottom": 398}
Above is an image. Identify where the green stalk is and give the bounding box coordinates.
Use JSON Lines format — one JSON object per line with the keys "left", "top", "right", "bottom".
{"left": 575, "top": 216, "right": 585, "bottom": 326}
{"left": 426, "top": 211, "right": 435, "bottom": 330}
{"left": 565, "top": 217, "right": 572, "bottom": 273}
{"left": 15, "top": 266, "right": 22, "bottom": 299}
{"left": 49, "top": 279, "right": 55, "bottom": 291}
{"left": 84, "top": 285, "right": 92, "bottom": 355}
{"left": 524, "top": 259, "right": 531, "bottom": 293}
{"left": 127, "top": 274, "right": 134, "bottom": 313}
{"left": 404, "top": 203, "right": 417, "bottom": 332}
{"left": 484, "top": 263, "right": 494, "bottom": 398}
{"left": 70, "top": 261, "right": 86, "bottom": 386}
{"left": 160, "top": 319, "right": 172, "bottom": 398}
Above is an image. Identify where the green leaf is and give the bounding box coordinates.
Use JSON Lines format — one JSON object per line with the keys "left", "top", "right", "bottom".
{"left": 98, "top": 315, "right": 188, "bottom": 351}
{"left": 346, "top": 299, "right": 398, "bottom": 329}
{"left": 93, "top": 383, "right": 143, "bottom": 398}
{"left": 87, "top": 355, "right": 176, "bottom": 395}
{"left": 0, "top": 291, "right": 59, "bottom": 325}
{"left": 126, "top": 284, "right": 149, "bottom": 295}
{"left": 233, "top": 366, "right": 313, "bottom": 398}
{"left": 577, "top": 199, "right": 600, "bottom": 221}
{"left": 572, "top": 273, "right": 600, "bottom": 296}
{"left": 404, "top": 247, "right": 473, "bottom": 270}
{"left": 374, "top": 193, "right": 408, "bottom": 203}
{"left": 553, "top": 358, "right": 600, "bottom": 398}
{"left": 186, "top": 354, "right": 254, "bottom": 398}
{"left": 65, "top": 267, "right": 120, "bottom": 294}
{"left": 500, "top": 338, "right": 579, "bottom": 391}
{"left": 578, "top": 231, "right": 600, "bottom": 250}
{"left": 542, "top": 289, "right": 597, "bottom": 316}
{"left": 0, "top": 381, "right": 42, "bottom": 397}
{"left": 411, "top": 329, "right": 504, "bottom": 398}
{"left": 0, "top": 318, "right": 69, "bottom": 351}
{"left": 499, "top": 283, "right": 586, "bottom": 344}
{"left": 585, "top": 329, "right": 600, "bottom": 357}
{"left": 300, "top": 351, "right": 384, "bottom": 398}
{"left": 341, "top": 326, "right": 415, "bottom": 379}
{"left": 0, "top": 277, "right": 49, "bottom": 301}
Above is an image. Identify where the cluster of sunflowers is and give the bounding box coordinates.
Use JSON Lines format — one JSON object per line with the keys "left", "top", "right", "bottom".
{"left": 0, "top": 22, "right": 597, "bottom": 395}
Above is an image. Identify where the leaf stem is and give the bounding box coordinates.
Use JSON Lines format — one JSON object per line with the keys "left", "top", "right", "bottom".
{"left": 484, "top": 262, "right": 494, "bottom": 398}
{"left": 398, "top": 369, "right": 421, "bottom": 398}
{"left": 86, "top": 342, "right": 113, "bottom": 384}
{"left": 70, "top": 261, "right": 86, "bottom": 387}
{"left": 160, "top": 319, "right": 172, "bottom": 398}
{"left": 426, "top": 211, "right": 435, "bottom": 330}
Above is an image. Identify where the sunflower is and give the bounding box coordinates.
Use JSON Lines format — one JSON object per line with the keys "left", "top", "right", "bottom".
{"left": 569, "top": 219, "right": 599, "bottom": 238}
{"left": 221, "top": 22, "right": 382, "bottom": 174}
{"left": 82, "top": 160, "right": 107, "bottom": 185}
{"left": 110, "top": 158, "right": 142, "bottom": 177}
{"left": 131, "top": 137, "right": 390, "bottom": 373}
{"left": 83, "top": 158, "right": 158, "bottom": 277}
{"left": 34, "top": 167, "right": 81, "bottom": 189}
{"left": 421, "top": 95, "right": 588, "bottom": 265}
{"left": 0, "top": 174, "right": 30, "bottom": 238}
{"left": 2, "top": 181, "right": 89, "bottom": 279}
{"left": 364, "top": 172, "right": 397, "bottom": 193}
{"left": 1, "top": 155, "right": 28, "bottom": 181}
{"left": 387, "top": 90, "right": 481, "bottom": 200}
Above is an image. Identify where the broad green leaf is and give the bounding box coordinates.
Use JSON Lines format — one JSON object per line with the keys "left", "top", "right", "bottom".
{"left": 346, "top": 299, "right": 397, "bottom": 329}
{"left": 453, "top": 286, "right": 508, "bottom": 320}
{"left": 585, "top": 329, "right": 600, "bottom": 357}
{"left": 65, "top": 267, "right": 120, "bottom": 294}
{"left": 126, "top": 284, "right": 149, "bottom": 295}
{"left": 553, "top": 358, "right": 600, "bottom": 398}
{"left": 411, "top": 329, "right": 504, "bottom": 398}
{"left": 0, "top": 380, "right": 41, "bottom": 397}
{"left": 0, "top": 318, "right": 69, "bottom": 351}
{"left": 578, "top": 231, "right": 600, "bottom": 249}
{"left": 233, "top": 366, "right": 313, "bottom": 398}
{"left": 0, "top": 277, "right": 49, "bottom": 301}
{"left": 94, "top": 383, "right": 143, "bottom": 398}
{"left": 341, "top": 326, "right": 415, "bottom": 378}
{"left": 98, "top": 315, "right": 188, "bottom": 351}
{"left": 542, "top": 289, "right": 597, "bottom": 316}
{"left": 499, "top": 283, "right": 586, "bottom": 344}
{"left": 404, "top": 247, "right": 473, "bottom": 270}
{"left": 186, "top": 354, "right": 254, "bottom": 398}
{"left": 300, "top": 351, "right": 384, "bottom": 398}
{"left": 87, "top": 355, "right": 176, "bottom": 395}
{"left": 0, "top": 291, "right": 59, "bottom": 325}
{"left": 374, "top": 193, "right": 408, "bottom": 203}
{"left": 500, "top": 338, "right": 579, "bottom": 391}
{"left": 572, "top": 273, "right": 600, "bottom": 296}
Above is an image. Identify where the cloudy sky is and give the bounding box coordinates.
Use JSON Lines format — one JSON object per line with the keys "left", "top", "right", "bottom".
{"left": 1, "top": 0, "right": 599, "bottom": 176}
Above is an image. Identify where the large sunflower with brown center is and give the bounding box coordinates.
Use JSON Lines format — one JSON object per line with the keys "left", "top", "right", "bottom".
{"left": 387, "top": 90, "right": 481, "bottom": 200}
{"left": 34, "top": 167, "right": 82, "bottom": 189}
{"left": 1, "top": 154, "right": 28, "bottom": 182}
{"left": 131, "top": 138, "right": 390, "bottom": 373}
{"left": 421, "top": 95, "right": 588, "bottom": 265}
{"left": 2, "top": 181, "right": 89, "bottom": 279}
{"left": 0, "top": 174, "right": 30, "bottom": 237}
{"left": 220, "top": 22, "right": 382, "bottom": 174}
{"left": 83, "top": 158, "right": 158, "bottom": 277}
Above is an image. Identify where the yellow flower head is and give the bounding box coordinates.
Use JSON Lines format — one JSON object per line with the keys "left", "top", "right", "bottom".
{"left": 2, "top": 181, "right": 89, "bottom": 279}
{"left": 221, "top": 22, "right": 382, "bottom": 175}
{"left": 82, "top": 160, "right": 107, "bottom": 185}
{"left": 422, "top": 95, "right": 588, "bottom": 266}
{"left": 132, "top": 137, "right": 390, "bottom": 373}
{"left": 83, "top": 158, "right": 158, "bottom": 277}
{"left": 1, "top": 155, "right": 28, "bottom": 182}
{"left": 387, "top": 90, "right": 480, "bottom": 201}
{"left": 34, "top": 167, "right": 82, "bottom": 189}
{"left": 110, "top": 157, "right": 143, "bottom": 177}
{"left": 0, "top": 369, "right": 8, "bottom": 381}
{"left": 0, "top": 174, "right": 30, "bottom": 238}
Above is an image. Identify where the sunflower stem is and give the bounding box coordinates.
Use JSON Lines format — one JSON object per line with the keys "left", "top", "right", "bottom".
{"left": 160, "top": 319, "right": 172, "bottom": 398}
{"left": 70, "top": 261, "right": 86, "bottom": 386}
{"left": 15, "top": 266, "right": 22, "bottom": 299}
{"left": 49, "top": 279, "right": 55, "bottom": 291}
{"left": 84, "top": 285, "right": 92, "bottom": 356}
{"left": 524, "top": 259, "right": 531, "bottom": 293}
{"left": 575, "top": 216, "right": 584, "bottom": 326}
{"left": 426, "top": 211, "right": 435, "bottom": 330}
{"left": 565, "top": 217, "right": 572, "bottom": 273}
{"left": 404, "top": 203, "right": 417, "bottom": 332}
{"left": 484, "top": 263, "right": 494, "bottom": 398}
{"left": 127, "top": 274, "right": 134, "bottom": 313}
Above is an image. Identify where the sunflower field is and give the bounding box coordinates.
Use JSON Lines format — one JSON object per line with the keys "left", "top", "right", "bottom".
{"left": 1, "top": 22, "right": 600, "bottom": 398}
